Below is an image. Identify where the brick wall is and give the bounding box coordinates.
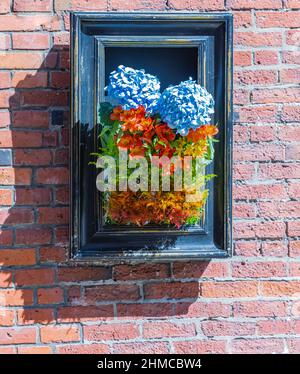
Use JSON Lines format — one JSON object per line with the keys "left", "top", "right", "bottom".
{"left": 0, "top": 0, "right": 300, "bottom": 354}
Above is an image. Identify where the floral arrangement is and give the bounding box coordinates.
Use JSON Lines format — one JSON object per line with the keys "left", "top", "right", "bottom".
{"left": 92, "top": 65, "right": 218, "bottom": 228}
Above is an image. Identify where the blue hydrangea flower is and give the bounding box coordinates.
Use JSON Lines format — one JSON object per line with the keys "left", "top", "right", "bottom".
{"left": 157, "top": 79, "right": 214, "bottom": 136}
{"left": 106, "top": 65, "right": 161, "bottom": 113}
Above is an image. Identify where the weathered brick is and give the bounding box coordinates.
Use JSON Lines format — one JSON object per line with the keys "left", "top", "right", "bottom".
{"left": 173, "top": 340, "right": 226, "bottom": 354}
{"left": 201, "top": 281, "right": 258, "bottom": 298}
{"left": 12, "top": 33, "right": 49, "bottom": 50}
{"left": 40, "top": 325, "right": 80, "bottom": 343}
{"left": 84, "top": 323, "right": 140, "bottom": 341}
{"left": 0, "top": 328, "right": 36, "bottom": 345}
{"left": 168, "top": 0, "right": 225, "bottom": 10}
{"left": 14, "top": 0, "right": 52, "bottom": 12}
{"left": 143, "top": 322, "right": 196, "bottom": 338}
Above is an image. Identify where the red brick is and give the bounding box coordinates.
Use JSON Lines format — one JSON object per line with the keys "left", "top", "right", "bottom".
{"left": 144, "top": 282, "right": 199, "bottom": 299}
{"left": 282, "top": 51, "right": 300, "bottom": 64}
{"left": 288, "top": 221, "right": 300, "bottom": 237}
{"left": 0, "top": 207, "right": 34, "bottom": 225}
{"left": 233, "top": 164, "right": 256, "bottom": 180}
{"left": 232, "top": 338, "right": 285, "bottom": 353}
{"left": 38, "top": 287, "right": 64, "bottom": 304}
{"left": 18, "top": 346, "right": 52, "bottom": 354}
{"left": 84, "top": 284, "right": 140, "bottom": 303}
{"left": 84, "top": 323, "right": 139, "bottom": 341}
{"left": 0, "top": 289, "right": 33, "bottom": 306}
{"left": 235, "top": 70, "right": 277, "bottom": 85}
{"left": 117, "top": 303, "right": 174, "bottom": 319}
{"left": 290, "top": 262, "right": 300, "bottom": 276}
{"left": 259, "top": 201, "right": 300, "bottom": 219}
{"left": 229, "top": 0, "right": 282, "bottom": 9}
{"left": 113, "top": 342, "right": 169, "bottom": 354}
{"left": 59, "top": 51, "right": 70, "bottom": 69}
{"left": 55, "top": 226, "right": 68, "bottom": 244}
{"left": 288, "top": 339, "right": 300, "bottom": 353}
{"left": 0, "top": 229, "right": 13, "bottom": 246}
{"left": 174, "top": 301, "right": 231, "bottom": 318}
{"left": 173, "top": 340, "right": 226, "bottom": 354}
{"left": 234, "top": 202, "right": 257, "bottom": 219}
{"left": 0, "top": 131, "right": 42, "bottom": 148}
{"left": 0, "top": 0, "right": 10, "bottom": 14}
{"left": 168, "top": 0, "right": 225, "bottom": 10}
{"left": 57, "top": 344, "right": 109, "bottom": 354}
{"left": 53, "top": 149, "right": 68, "bottom": 164}
{"left": 252, "top": 88, "right": 300, "bottom": 104}
{"left": 55, "top": 186, "right": 69, "bottom": 204}
{"left": 262, "top": 280, "right": 300, "bottom": 296}
{"left": 114, "top": 263, "right": 169, "bottom": 281}
{"left": 286, "top": 29, "right": 300, "bottom": 45}
{"left": 14, "top": 149, "right": 51, "bottom": 166}
{"left": 249, "top": 125, "right": 276, "bottom": 141}
{"left": 40, "top": 325, "right": 80, "bottom": 343}
{"left": 0, "top": 90, "right": 12, "bottom": 108}
{"left": 50, "top": 71, "right": 70, "bottom": 89}
{"left": 16, "top": 227, "right": 52, "bottom": 245}
{"left": 0, "top": 168, "right": 32, "bottom": 185}
{"left": 285, "top": 0, "right": 300, "bottom": 8}
{"left": 15, "top": 268, "right": 55, "bottom": 286}
{"left": 53, "top": 32, "right": 70, "bottom": 47}
{"left": 234, "top": 221, "right": 286, "bottom": 239}
{"left": 233, "top": 301, "right": 287, "bottom": 317}
{"left": 143, "top": 322, "right": 196, "bottom": 338}
{"left": 289, "top": 241, "right": 300, "bottom": 257}
{"left": 21, "top": 90, "right": 68, "bottom": 107}
{"left": 0, "top": 15, "right": 63, "bottom": 32}
{"left": 57, "top": 305, "right": 114, "bottom": 322}
{"left": 281, "top": 105, "right": 300, "bottom": 122}
{"left": 0, "top": 271, "right": 12, "bottom": 287}
{"left": 0, "top": 111, "right": 10, "bottom": 127}
{"left": 55, "top": 0, "right": 108, "bottom": 11}
{"left": 281, "top": 69, "right": 300, "bottom": 84}
{"left": 36, "top": 167, "right": 69, "bottom": 184}
{"left": 235, "top": 31, "right": 282, "bottom": 47}
{"left": 12, "top": 33, "right": 49, "bottom": 50}
{"left": 0, "top": 249, "right": 36, "bottom": 266}
{"left": 256, "top": 11, "right": 300, "bottom": 28}
{"left": 43, "top": 51, "right": 58, "bottom": 69}
{"left": 58, "top": 266, "right": 111, "bottom": 282}
{"left": 38, "top": 207, "right": 69, "bottom": 224}
{"left": 173, "top": 261, "right": 228, "bottom": 278}
{"left": 17, "top": 308, "right": 54, "bottom": 325}
{"left": 0, "top": 328, "right": 36, "bottom": 345}
{"left": 39, "top": 246, "right": 68, "bottom": 263}
{"left": 0, "top": 72, "right": 10, "bottom": 88}
{"left": 234, "top": 241, "right": 260, "bottom": 256}
{"left": 233, "top": 91, "right": 249, "bottom": 105}
{"left": 233, "top": 11, "right": 252, "bottom": 28}
{"left": 201, "top": 281, "right": 258, "bottom": 298}
{"left": 0, "top": 310, "right": 14, "bottom": 326}
{"left": 236, "top": 106, "right": 277, "bottom": 123}
{"left": 234, "top": 51, "right": 252, "bottom": 66}
{"left": 234, "top": 144, "right": 284, "bottom": 161}
{"left": 0, "top": 189, "right": 13, "bottom": 205}
{"left": 261, "top": 241, "right": 288, "bottom": 257}
{"left": 255, "top": 50, "right": 278, "bottom": 65}
{"left": 14, "top": 0, "right": 52, "bottom": 12}
{"left": 259, "top": 163, "right": 300, "bottom": 179}
{"left": 202, "top": 321, "right": 256, "bottom": 336}
{"left": 278, "top": 126, "right": 300, "bottom": 141}
{"left": 0, "top": 347, "right": 15, "bottom": 354}
{"left": 0, "top": 52, "right": 43, "bottom": 69}
{"left": 232, "top": 261, "right": 287, "bottom": 278}
{"left": 43, "top": 131, "right": 58, "bottom": 147}
{"left": 12, "top": 111, "right": 49, "bottom": 128}
{"left": 15, "top": 188, "right": 51, "bottom": 205}
{"left": 12, "top": 71, "right": 48, "bottom": 88}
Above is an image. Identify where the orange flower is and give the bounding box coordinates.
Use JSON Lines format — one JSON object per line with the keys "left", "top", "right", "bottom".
{"left": 110, "top": 106, "right": 123, "bottom": 121}
{"left": 187, "top": 125, "right": 218, "bottom": 142}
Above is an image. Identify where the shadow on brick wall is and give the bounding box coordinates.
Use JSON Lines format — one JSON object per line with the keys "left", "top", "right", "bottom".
{"left": 0, "top": 46, "right": 206, "bottom": 334}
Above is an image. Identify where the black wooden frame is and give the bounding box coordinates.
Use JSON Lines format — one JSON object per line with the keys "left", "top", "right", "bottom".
{"left": 70, "top": 12, "right": 233, "bottom": 262}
